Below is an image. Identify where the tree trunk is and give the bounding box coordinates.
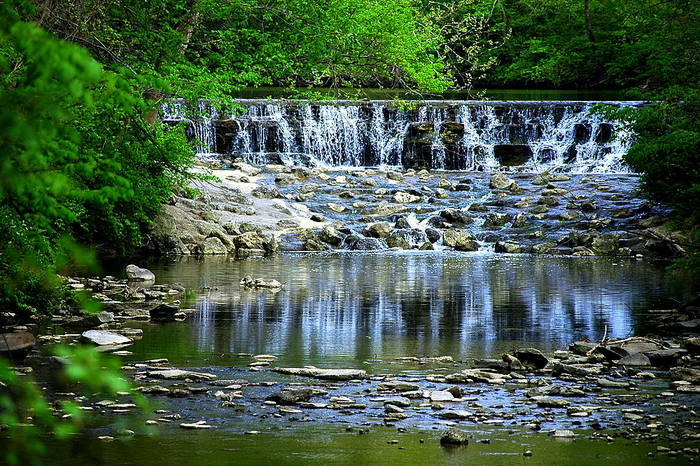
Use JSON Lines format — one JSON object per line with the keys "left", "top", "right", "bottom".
{"left": 584, "top": 0, "right": 595, "bottom": 42}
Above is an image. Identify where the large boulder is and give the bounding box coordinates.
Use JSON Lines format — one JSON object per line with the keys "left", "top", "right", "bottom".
{"left": 489, "top": 173, "right": 518, "bottom": 191}
{"left": 439, "top": 209, "right": 473, "bottom": 226}
{"left": 126, "top": 264, "right": 155, "bottom": 281}
{"left": 0, "top": 332, "right": 35, "bottom": 361}
{"left": 363, "top": 222, "right": 393, "bottom": 238}
{"left": 386, "top": 229, "right": 429, "bottom": 249}
{"left": 513, "top": 348, "right": 549, "bottom": 370}
{"left": 195, "top": 236, "right": 229, "bottom": 255}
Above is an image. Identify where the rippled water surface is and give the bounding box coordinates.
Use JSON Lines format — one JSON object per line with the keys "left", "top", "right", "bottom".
{"left": 120, "top": 253, "right": 694, "bottom": 367}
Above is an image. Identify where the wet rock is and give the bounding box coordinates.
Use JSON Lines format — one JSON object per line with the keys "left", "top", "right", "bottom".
{"left": 384, "top": 404, "right": 404, "bottom": 414}
{"left": 149, "top": 369, "right": 217, "bottom": 381}
{"left": 439, "top": 209, "right": 473, "bottom": 226}
{"left": 251, "top": 185, "right": 281, "bottom": 199}
{"left": 196, "top": 236, "right": 229, "bottom": 255}
{"left": 378, "top": 381, "right": 420, "bottom": 392}
{"left": 342, "top": 234, "right": 386, "bottom": 251}
{"left": 319, "top": 225, "right": 344, "bottom": 245}
{"left": 439, "top": 410, "right": 473, "bottom": 421}
{"left": 386, "top": 229, "right": 429, "bottom": 249}
{"left": 149, "top": 304, "right": 180, "bottom": 321}
{"left": 484, "top": 213, "right": 511, "bottom": 228}
{"left": 442, "top": 230, "right": 477, "bottom": 251}
{"left": 425, "top": 228, "right": 441, "bottom": 243}
{"left": 272, "top": 367, "right": 367, "bottom": 381}
{"left": 495, "top": 241, "right": 521, "bottom": 253}
{"left": 233, "top": 232, "right": 266, "bottom": 251}
{"left": 430, "top": 391, "right": 455, "bottom": 402}
{"left": 532, "top": 396, "right": 569, "bottom": 408}
{"left": 553, "top": 429, "right": 575, "bottom": 438}
{"left": 387, "top": 171, "right": 404, "bottom": 182}
{"left": 240, "top": 276, "right": 283, "bottom": 289}
{"left": 393, "top": 192, "right": 420, "bottom": 203}
{"left": 669, "top": 367, "right": 700, "bottom": 383}
{"left": 489, "top": 173, "right": 519, "bottom": 191}
{"left": 618, "top": 353, "right": 651, "bottom": 367}
{"left": 70, "top": 311, "right": 115, "bottom": 328}
{"left": 645, "top": 348, "right": 687, "bottom": 367}
{"left": 267, "top": 388, "right": 314, "bottom": 405}
{"left": 514, "top": 348, "right": 549, "bottom": 370}
{"left": 364, "top": 222, "right": 393, "bottom": 238}
{"left": 0, "top": 332, "right": 35, "bottom": 360}
{"left": 126, "top": 265, "right": 155, "bottom": 281}
{"left": 440, "top": 428, "right": 469, "bottom": 445}
{"left": 328, "top": 203, "right": 346, "bottom": 213}
{"left": 81, "top": 330, "right": 131, "bottom": 347}
{"left": 180, "top": 421, "right": 212, "bottom": 429}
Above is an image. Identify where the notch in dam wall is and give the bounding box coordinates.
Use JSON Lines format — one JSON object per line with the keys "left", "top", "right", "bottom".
{"left": 162, "top": 99, "right": 639, "bottom": 173}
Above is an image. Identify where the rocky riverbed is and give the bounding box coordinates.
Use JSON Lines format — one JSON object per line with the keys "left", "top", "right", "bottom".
{"left": 147, "top": 160, "right": 685, "bottom": 260}
{"left": 2, "top": 269, "right": 696, "bottom": 461}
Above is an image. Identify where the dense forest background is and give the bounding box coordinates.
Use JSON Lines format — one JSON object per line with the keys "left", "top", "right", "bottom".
{"left": 1, "top": 0, "right": 699, "bottom": 316}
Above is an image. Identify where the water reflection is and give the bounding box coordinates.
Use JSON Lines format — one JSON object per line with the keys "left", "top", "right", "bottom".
{"left": 138, "top": 253, "right": 693, "bottom": 367}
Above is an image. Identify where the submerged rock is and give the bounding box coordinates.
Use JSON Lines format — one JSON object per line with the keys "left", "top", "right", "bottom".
{"left": 267, "top": 388, "right": 314, "bottom": 405}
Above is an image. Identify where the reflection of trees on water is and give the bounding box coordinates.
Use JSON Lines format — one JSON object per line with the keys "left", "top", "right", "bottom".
{"left": 152, "top": 254, "right": 690, "bottom": 362}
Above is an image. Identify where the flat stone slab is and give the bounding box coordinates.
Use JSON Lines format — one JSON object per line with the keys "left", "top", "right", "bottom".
{"left": 149, "top": 369, "right": 217, "bottom": 381}
{"left": 272, "top": 367, "right": 367, "bottom": 381}
{"left": 81, "top": 330, "right": 132, "bottom": 346}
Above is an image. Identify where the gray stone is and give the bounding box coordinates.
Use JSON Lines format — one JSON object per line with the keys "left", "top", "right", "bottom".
{"left": 81, "top": 330, "right": 132, "bottom": 346}
{"left": 125, "top": 265, "right": 155, "bottom": 281}
{"left": 440, "top": 428, "right": 469, "bottom": 445}
{"left": 272, "top": 367, "right": 367, "bottom": 381}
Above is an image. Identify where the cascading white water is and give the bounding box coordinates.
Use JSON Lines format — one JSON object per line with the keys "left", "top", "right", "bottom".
{"left": 162, "top": 99, "right": 640, "bottom": 173}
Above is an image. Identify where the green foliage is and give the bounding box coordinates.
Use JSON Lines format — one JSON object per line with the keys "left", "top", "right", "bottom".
{"left": 438, "top": 0, "right": 700, "bottom": 90}
{"left": 0, "top": 345, "right": 142, "bottom": 465}
{"left": 0, "top": 4, "right": 194, "bottom": 317}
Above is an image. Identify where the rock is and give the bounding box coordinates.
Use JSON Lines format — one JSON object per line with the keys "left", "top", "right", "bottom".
{"left": 377, "top": 381, "right": 420, "bottom": 392}
{"left": 387, "top": 171, "right": 404, "bottom": 182}
{"left": 569, "top": 341, "right": 597, "bottom": 356}
{"left": 430, "top": 391, "right": 455, "bottom": 402}
{"left": 553, "top": 429, "right": 575, "bottom": 438}
{"left": 328, "top": 203, "right": 346, "bottom": 213}
{"left": 272, "top": 367, "right": 367, "bottom": 381}
{"left": 267, "top": 389, "right": 314, "bottom": 405}
{"left": 342, "top": 234, "right": 386, "bottom": 250}
{"left": 81, "top": 330, "right": 132, "bottom": 346}
{"left": 489, "top": 173, "right": 518, "bottom": 190}
{"left": 439, "top": 209, "right": 472, "bottom": 226}
{"left": 364, "top": 222, "right": 393, "bottom": 238}
{"left": 386, "top": 229, "right": 429, "bottom": 249}
{"left": 669, "top": 367, "right": 700, "bottom": 384}
{"left": 319, "top": 226, "right": 344, "bottom": 245}
{"left": 442, "top": 230, "right": 477, "bottom": 251}
{"left": 149, "top": 369, "right": 217, "bottom": 381}
{"left": 149, "top": 304, "right": 180, "bottom": 321}
{"left": 251, "top": 185, "right": 281, "bottom": 199}
{"left": 393, "top": 192, "right": 420, "bottom": 203}
{"left": 532, "top": 397, "right": 569, "bottom": 408}
{"left": 484, "top": 213, "right": 511, "bottom": 228}
{"left": 495, "top": 241, "right": 521, "bottom": 253}
{"left": 240, "top": 276, "right": 283, "bottom": 289}
{"left": 502, "top": 353, "right": 524, "bottom": 370}
{"left": 384, "top": 404, "right": 404, "bottom": 414}
{"left": 233, "top": 232, "right": 266, "bottom": 251}
{"left": 70, "top": 311, "right": 115, "bottom": 328}
{"left": 514, "top": 348, "right": 549, "bottom": 370}
{"left": 196, "top": 236, "right": 229, "bottom": 255}
{"left": 440, "top": 428, "right": 469, "bottom": 445}
{"left": 125, "top": 264, "right": 155, "bottom": 281}
{"left": 645, "top": 348, "right": 688, "bottom": 367}
{"left": 180, "top": 421, "right": 212, "bottom": 429}
{"left": 618, "top": 353, "right": 651, "bottom": 367}
{"left": 0, "top": 332, "right": 35, "bottom": 360}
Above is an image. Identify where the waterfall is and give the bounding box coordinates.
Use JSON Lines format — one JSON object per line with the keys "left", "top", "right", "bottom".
{"left": 162, "top": 99, "right": 640, "bottom": 173}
